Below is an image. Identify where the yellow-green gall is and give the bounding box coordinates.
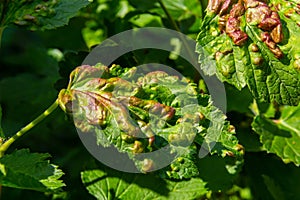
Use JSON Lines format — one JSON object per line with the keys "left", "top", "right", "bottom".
{"left": 133, "top": 140, "right": 144, "bottom": 153}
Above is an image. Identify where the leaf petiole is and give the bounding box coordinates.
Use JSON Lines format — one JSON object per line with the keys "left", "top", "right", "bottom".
{"left": 157, "top": 0, "right": 180, "bottom": 32}
{"left": 0, "top": 99, "right": 59, "bottom": 157}
{"left": 157, "top": 0, "right": 201, "bottom": 82}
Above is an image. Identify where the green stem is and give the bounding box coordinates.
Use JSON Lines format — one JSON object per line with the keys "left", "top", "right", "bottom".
{"left": 157, "top": 0, "right": 180, "bottom": 32}
{"left": 158, "top": 0, "right": 194, "bottom": 55}
{"left": 157, "top": 0, "right": 201, "bottom": 82}
{"left": 0, "top": 99, "right": 59, "bottom": 157}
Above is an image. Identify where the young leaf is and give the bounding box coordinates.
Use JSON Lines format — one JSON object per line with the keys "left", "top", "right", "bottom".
{"left": 0, "top": 0, "right": 91, "bottom": 31}
{"left": 196, "top": 0, "right": 300, "bottom": 105}
{"left": 81, "top": 168, "right": 208, "bottom": 200}
{"left": 0, "top": 149, "right": 65, "bottom": 192}
{"left": 252, "top": 103, "right": 300, "bottom": 166}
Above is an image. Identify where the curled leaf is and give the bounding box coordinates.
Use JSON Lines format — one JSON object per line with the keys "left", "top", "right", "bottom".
{"left": 59, "top": 64, "right": 243, "bottom": 178}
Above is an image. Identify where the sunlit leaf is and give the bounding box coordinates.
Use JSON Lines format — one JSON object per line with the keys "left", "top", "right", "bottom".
{"left": 81, "top": 168, "right": 208, "bottom": 200}
{"left": 196, "top": 0, "right": 300, "bottom": 105}
{"left": 0, "top": 149, "right": 65, "bottom": 192}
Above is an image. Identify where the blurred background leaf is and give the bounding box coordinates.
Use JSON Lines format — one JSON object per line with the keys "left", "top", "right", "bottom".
{"left": 0, "top": 0, "right": 91, "bottom": 31}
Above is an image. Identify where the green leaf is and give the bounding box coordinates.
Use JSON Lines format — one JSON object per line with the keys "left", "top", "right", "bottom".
{"left": 128, "top": 0, "right": 203, "bottom": 33}
{"left": 196, "top": 0, "right": 300, "bottom": 105}
{"left": 156, "top": 0, "right": 202, "bottom": 20}
{"left": 0, "top": 149, "right": 65, "bottom": 192}
{"left": 129, "top": 13, "right": 163, "bottom": 28}
{"left": 158, "top": 0, "right": 203, "bottom": 33}
{"left": 81, "top": 168, "right": 208, "bottom": 200}
{"left": 0, "top": 0, "right": 91, "bottom": 31}
{"left": 252, "top": 103, "right": 300, "bottom": 166}
{"left": 58, "top": 64, "right": 244, "bottom": 179}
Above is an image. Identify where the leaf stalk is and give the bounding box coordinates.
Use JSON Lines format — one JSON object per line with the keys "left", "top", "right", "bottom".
{"left": 0, "top": 99, "right": 59, "bottom": 157}
{"left": 157, "top": 0, "right": 201, "bottom": 82}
